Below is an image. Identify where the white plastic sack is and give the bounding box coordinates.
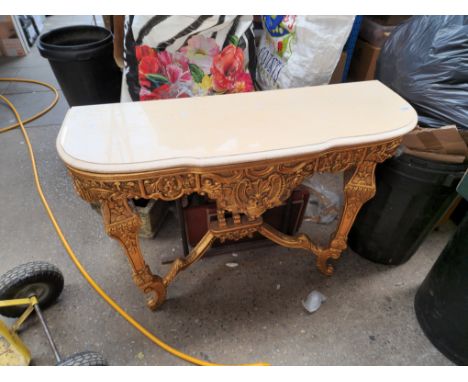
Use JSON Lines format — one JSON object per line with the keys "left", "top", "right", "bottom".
{"left": 302, "top": 173, "right": 343, "bottom": 224}
{"left": 256, "top": 16, "right": 355, "bottom": 89}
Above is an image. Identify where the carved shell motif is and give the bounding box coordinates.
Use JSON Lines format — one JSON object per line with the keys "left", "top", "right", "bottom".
{"left": 234, "top": 173, "right": 284, "bottom": 218}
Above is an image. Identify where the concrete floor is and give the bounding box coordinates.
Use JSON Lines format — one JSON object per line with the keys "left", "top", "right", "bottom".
{"left": 0, "top": 16, "right": 455, "bottom": 366}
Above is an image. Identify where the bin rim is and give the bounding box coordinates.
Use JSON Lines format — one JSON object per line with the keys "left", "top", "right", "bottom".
{"left": 397, "top": 153, "right": 468, "bottom": 171}
{"left": 38, "top": 25, "right": 113, "bottom": 61}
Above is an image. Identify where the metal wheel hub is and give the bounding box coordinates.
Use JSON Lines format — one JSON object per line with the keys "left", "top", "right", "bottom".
{"left": 14, "top": 282, "right": 50, "bottom": 301}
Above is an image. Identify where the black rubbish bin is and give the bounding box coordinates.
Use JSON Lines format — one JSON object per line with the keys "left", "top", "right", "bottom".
{"left": 349, "top": 153, "right": 467, "bottom": 265}
{"left": 38, "top": 25, "right": 122, "bottom": 106}
{"left": 414, "top": 212, "right": 468, "bottom": 365}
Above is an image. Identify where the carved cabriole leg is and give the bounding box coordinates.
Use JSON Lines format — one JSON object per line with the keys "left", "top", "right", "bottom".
{"left": 66, "top": 138, "right": 400, "bottom": 308}
{"left": 318, "top": 160, "right": 378, "bottom": 274}
{"left": 101, "top": 196, "right": 166, "bottom": 310}
{"left": 257, "top": 160, "right": 378, "bottom": 276}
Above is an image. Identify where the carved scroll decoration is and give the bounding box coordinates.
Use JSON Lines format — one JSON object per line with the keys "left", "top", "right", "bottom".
{"left": 67, "top": 138, "right": 402, "bottom": 310}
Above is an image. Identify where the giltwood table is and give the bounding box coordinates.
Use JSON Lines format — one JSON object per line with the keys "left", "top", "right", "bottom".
{"left": 57, "top": 81, "right": 417, "bottom": 310}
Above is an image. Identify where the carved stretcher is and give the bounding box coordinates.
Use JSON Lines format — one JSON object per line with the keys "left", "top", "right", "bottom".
{"left": 57, "top": 80, "right": 417, "bottom": 310}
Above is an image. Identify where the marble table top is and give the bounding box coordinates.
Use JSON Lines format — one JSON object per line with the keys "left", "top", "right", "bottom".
{"left": 57, "top": 80, "right": 417, "bottom": 174}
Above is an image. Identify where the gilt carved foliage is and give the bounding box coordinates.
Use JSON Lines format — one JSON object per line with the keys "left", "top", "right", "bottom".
{"left": 69, "top": 138, "right": 401, "bottom": 220}
{"left": 143, "top": 174, "right": 197, "bottom": 200}
{"left": 66, "top": 138, "right": 402, "bottom": 309}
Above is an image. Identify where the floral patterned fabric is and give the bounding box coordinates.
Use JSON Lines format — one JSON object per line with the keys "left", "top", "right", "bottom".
{"left": 122, "top": 16, "right": 256, "bottom": 102}
{"left": 137, "top": 36, "right": 253, "bottom": 100}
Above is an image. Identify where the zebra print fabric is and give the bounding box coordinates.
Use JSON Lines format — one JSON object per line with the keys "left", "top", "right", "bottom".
{"left": 122, "top": 15, "right": 257, "bottom": 102}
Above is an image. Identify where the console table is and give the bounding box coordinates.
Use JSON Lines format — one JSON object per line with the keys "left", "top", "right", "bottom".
{"left": 57, "top": 80, "right": 417, "bottom": 310}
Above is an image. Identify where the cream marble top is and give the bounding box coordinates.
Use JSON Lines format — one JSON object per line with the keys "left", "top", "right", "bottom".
{"left": 57, "top": 80, "right": 417, "bottom": 174}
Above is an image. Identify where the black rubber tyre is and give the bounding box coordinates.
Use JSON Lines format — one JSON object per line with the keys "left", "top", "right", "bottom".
{"left": 0, "top": 262, "right": 64, "bottom": 318}
{"left": 56, "top": 351, "right": 108, "bottom": 366}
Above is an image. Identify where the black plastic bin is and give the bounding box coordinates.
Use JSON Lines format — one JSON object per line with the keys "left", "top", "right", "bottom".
{"left": 349, "top": 153, "right": 467, "bottom": 265}
{"left": 414, "top": 212, "right": 468, "bottom": 365}
{"left": 38, "top": 25, "right": 121, "bottom": 106}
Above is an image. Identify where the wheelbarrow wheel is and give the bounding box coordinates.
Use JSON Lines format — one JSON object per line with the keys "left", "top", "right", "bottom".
{"left": 0, "top": 262, "right": 64, "bottom": 318}
{"left": 56, "top": 351, "right": 108, "bottom": 366}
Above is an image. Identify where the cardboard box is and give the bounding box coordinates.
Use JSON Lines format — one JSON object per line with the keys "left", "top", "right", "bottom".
{"left": 0, "top": 21, "right": 15, "bottom": 39}
{"left": 348, "top": 38, "right": 381, "bottom": 81}
{"left": 402, "top": 125, "right": 468, "bottom": 163}
{"left": 0, "top": 38, "right": 27, "bottom": 57}
{"left": 360, "top": 16, "right": 394, "bottom": 47}
{"left": 360, "top": 16, "right": 412, "bottom": 48}
{"left": 330, "top": 51, "right": 347, "bottom": 84}
{"left": 459, "top": 130, "right": 468, "bottom": 147}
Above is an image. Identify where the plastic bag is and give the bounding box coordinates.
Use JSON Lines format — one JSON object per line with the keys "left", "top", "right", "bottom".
{"left": 121, "top": 15, "right": 257, "bottom": 102}
{"left": 256, "top": 15, "right": 354, "bottom": 89}
{"left": 302, "top": 173, "right": 343, "bottom": 225}
{"left": 376, "top": 16, "right": 468, "bottom": 130}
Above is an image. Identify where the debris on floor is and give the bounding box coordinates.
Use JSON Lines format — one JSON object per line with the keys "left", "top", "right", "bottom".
{"left": 302, "top": 290, "right": 327, "bottom": 313}
{"left": 136, "top": 352, "right": 145, "bottom": 360}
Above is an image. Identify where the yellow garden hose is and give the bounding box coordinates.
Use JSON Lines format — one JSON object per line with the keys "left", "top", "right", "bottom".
{"left": 0, "top": 78, "right": 268, "bottom": 366}
{"left": 0, "top": 78, "right": 59, "bottom": 134}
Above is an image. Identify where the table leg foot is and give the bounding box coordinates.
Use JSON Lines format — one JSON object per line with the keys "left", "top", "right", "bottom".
{"left": 315, "top": 255, "right": 335, "bottom": 276}
{"left": 133, "top": 266, "right": 167, "bottom": 310}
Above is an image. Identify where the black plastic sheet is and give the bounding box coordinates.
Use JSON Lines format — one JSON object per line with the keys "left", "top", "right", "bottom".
{"left": 376, "top": 16, "right": 468, "bottom": 129}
